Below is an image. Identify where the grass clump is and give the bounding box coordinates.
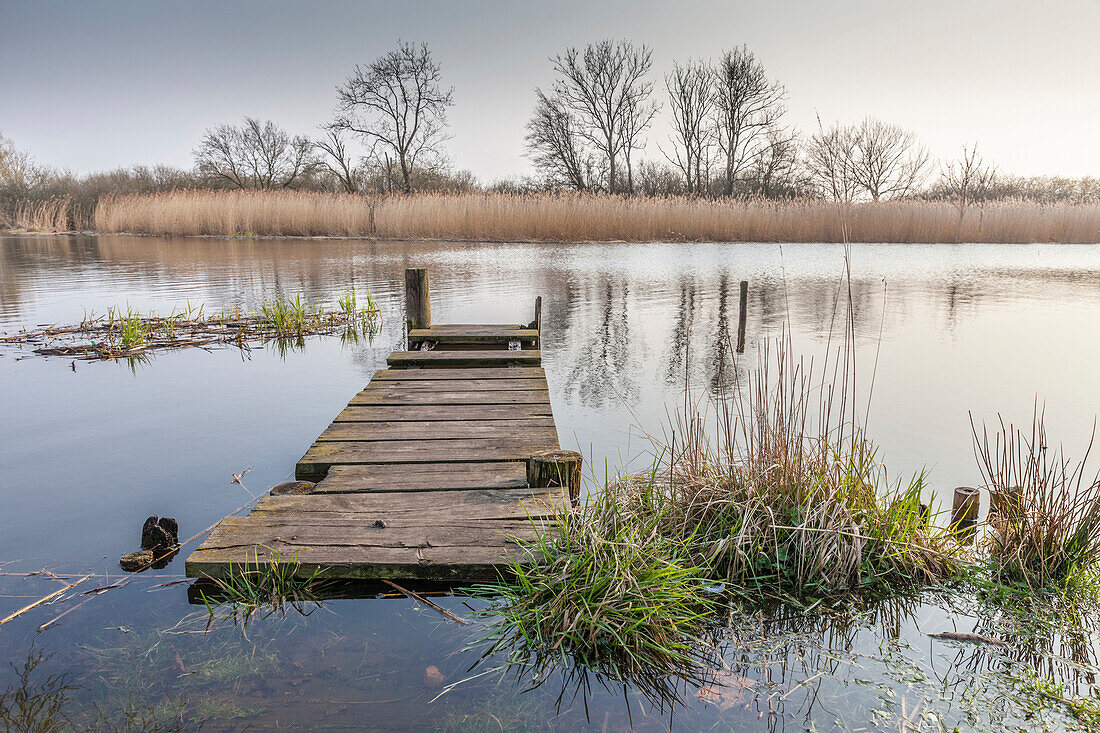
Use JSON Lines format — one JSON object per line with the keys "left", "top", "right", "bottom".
{"left": 485, "top": 477, "right": 716, "bottom": 684}
{"left": 199, "top": 548, "right": 327, "bottom": 622}
{"left": 482, "top": 337, "right": 960, "bottom": 692}
{"left": 972, "top": 408, "right": 1100, "bottom": 591}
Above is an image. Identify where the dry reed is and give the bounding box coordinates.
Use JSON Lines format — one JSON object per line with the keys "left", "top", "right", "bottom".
{"left": 9, "top": 196, "right": 72, "bottom": 232}
{"left": 972, "top": 409, "right": 1100, "bottom": 589}
{"left": 92, "top": 189, "right": 1100, "bottom": 243}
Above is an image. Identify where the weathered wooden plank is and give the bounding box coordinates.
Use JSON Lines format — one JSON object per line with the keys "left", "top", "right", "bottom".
{"left": 193, "top": 516, "right": 542, "bottom": 548}
{"left": 186, "top": 515, "right": 546, "bottom": 580}
{"left": 370, "top": 367, "right": 546, "bottom": 381}
{"left": 350, "top": 389, "right": 550, "bottom": 406}
{"left": 250, "top": 489, "right": 565, "bottom": 520}
{"left": 409, "top": 323, "right": 526, "bottom": 332}
{"left": 409, "top": 327, "right": 538, "bottom": 344}
{"left": 313, "top": 462, "right": 529, "bottom": 492}
{"left": 363, "top": 378, "right": 549, "bottom": 392}
{"left": 387, "top": 350, "right": 542, "bottom": 368}
{"left": 187, "top": 543, "right": 533, "bottom": 581}
{"left": 315, "top": 419, "right": 558, "bottom": 442}
{"left": 335, "top": 404, "right": 554, "bottom": 422}
{"left": 297, "top": 438, "right": 557, "bottom": 480}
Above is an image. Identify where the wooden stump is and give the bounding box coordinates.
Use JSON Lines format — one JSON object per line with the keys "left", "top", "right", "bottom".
{"left": 527, "top": 449, "right": 582, "bottom": 504}
{"left": 271, "top": 480, "right": 315, "bottom": 496}
{"left": 405, "top": 268, "right": 431, "bottom": 335}
{"left": 951, "top": 486, "right": 980, "bottom": 534}
{"left": 989, "top": 485, "right": 1022, "bottom": 516}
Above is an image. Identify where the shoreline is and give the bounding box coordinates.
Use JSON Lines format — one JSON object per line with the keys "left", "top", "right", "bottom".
{"left": 5, "top": 228, "right": 1100, "bottom": 246}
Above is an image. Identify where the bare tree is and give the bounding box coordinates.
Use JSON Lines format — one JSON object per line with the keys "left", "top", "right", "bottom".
{"left": 525, "top": 90, "right": 592, "bottom": 190}
{"left": 942, "top": 142, "right": 998, "bottom": 220}
{"left": 848, "top": 117, "right": 930, "bottom": 200}
{"left": 194, "top": 118, "right": 316, "bottom": 189}
{"left": 663, "top": 60, "right": 713, "bottom": 194}
{"left": 712, "top": 46, "right": 786, "bottom": 196}
{"left": 0, "top": 132, "right": 51, "bottom": 204}
{"left": 751, "top": 128, "right": 802, "bottom": 198}
{"left": 333, "top": 41, "right": 453, "bottom": 194}
{"left": 549, "top": 40, "right": 658, "bottom": 193}
{"left": 314, "top": 127, "right": 362, "bottom": 193}
{"left": 806, "top": 118, "right": 859, "bottom": 202}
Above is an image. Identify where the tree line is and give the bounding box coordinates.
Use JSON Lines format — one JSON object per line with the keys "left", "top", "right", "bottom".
{"left": 3, "top": 38, "right": 1100, "bottom": 228}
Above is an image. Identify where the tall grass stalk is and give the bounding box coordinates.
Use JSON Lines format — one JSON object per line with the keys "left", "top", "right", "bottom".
{"left": 972, "top": 408, "right": 1100, "bottom": 589}
{"left": 10, "top": 196, "right": 72, "bottom": 232}
{"left": 93, "top": 189, "right": 1100, "bottom": 243}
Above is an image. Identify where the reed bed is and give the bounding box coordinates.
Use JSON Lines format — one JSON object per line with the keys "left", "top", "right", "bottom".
{"left": 482, "top": 337, "right": 961, "bottom": 685}
{"left": 972, "top": 410, "right": 1100, "bottom": 590}
{"left": 8, "top": 196, "right": 73, "bottom": 232}
{"left": 92, "top": 189, "right": 1100, "bottom": 243}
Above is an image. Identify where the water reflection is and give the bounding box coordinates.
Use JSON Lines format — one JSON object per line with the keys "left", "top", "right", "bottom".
{"left": 4, "top": 235, "right": 1100, "bottom": 730}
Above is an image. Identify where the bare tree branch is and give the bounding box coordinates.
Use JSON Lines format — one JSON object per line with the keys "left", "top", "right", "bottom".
{"left": 333, "top": 41, "right": 453, "bottom": 193}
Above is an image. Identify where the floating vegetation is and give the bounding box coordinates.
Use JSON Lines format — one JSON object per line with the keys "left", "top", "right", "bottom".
{"left": 0, "top": 291, "right": 381, "bottom": 362}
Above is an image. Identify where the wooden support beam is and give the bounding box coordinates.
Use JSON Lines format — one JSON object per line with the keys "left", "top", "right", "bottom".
{"left": 405, "top": 268, "right": 430, "bottom": 335}
{"left": 737, "top": 280, "right": 748, "bottom": 354}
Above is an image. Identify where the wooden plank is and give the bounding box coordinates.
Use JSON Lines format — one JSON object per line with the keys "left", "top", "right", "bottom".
{"left": 315, "top": 419, "right": 558, "bottom": 442}
{"left": 250, "top": 488, "right": 565, "bottom": 520}
{"left": 409, "top": 327, "right": 538, "bottom": 344}
{"left": 364, "top": 378, "right": 548, "bottom": 392}
{"left": 387, "top": 350, "right": 542, "bottom": 368}
{"left": 350, "top": 389, "right": 550, "bottom": 406}
{"left": 185, "top": 516, "right": 545, "bottom": 580}
{"left": 335, "top": 404, "right": 554, "bottom": 422}
{"left": 409, "top": 323, "right": 526, "bottom": 332}
{"left": 297, "top": 437, "right": 557, "bottom": 480}
{"left": 313, "top": 462, "right": 529, "bottom": 492}
{"left": 187, "top": 543, "right": 533, "bottom": 581}
{"left": 370, "top": 367, "right": 546, "bottom": 381}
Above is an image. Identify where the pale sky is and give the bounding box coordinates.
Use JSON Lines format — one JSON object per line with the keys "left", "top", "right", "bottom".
{"left": 1, "top": 0, "right": 1098, "bottom": 181}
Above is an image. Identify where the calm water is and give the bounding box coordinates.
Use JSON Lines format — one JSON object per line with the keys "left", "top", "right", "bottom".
{"left": 1, "top": 235, "right": 1099, "bottom": 730}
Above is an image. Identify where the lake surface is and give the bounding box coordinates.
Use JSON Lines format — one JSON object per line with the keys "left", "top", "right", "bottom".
{"left": 1, "top": 234, "right": 1098, "bottom": 730}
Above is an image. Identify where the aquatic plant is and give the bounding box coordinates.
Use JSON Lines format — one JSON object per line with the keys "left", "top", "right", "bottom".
{"left": 972, "top": 408, "right": 1100, "bottom": 590}
{"left": 198, "top": 548, "right": 327, "bottom": 622}
{"left": 0, "top": 650, "right": 72, "bottom": 733}
{"left": 259, "top": 293, "right": 308, "bottom": 336}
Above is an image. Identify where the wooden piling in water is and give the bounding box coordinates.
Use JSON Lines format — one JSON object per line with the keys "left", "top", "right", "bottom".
{"left": 737, "top": 280, "right": 748, "bottom": 353}
{"left": 405, "top": 268, "right": 430, "bottom": 335}
{"left": 951, "top": 486, "right": 980, "bottom": 534}
{"left": 989, "top": 485, "right": 1022, "bottom": 516}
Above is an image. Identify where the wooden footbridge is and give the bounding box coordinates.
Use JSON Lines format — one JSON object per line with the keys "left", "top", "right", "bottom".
{"left": 185, "top": 270, "right": 578, "bottom": 582}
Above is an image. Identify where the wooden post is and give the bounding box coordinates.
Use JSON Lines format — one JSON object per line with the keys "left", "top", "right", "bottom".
{"left": 527, "top": 449, "right": 582, "bottom": 505}
{"left": 533, "top": 296, "right": 542, "bottom": 350}
{"left": 989, "top": 485, "right": 1022, "bottom": 516}
{"left": 405, "top": 268, "right": 430, "bottom": 336}
{"left": 736, "top": 280, "right": 748, "bottom": 354}
{"left": 951, "top": 486, "right": 980, "bottom": 535}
